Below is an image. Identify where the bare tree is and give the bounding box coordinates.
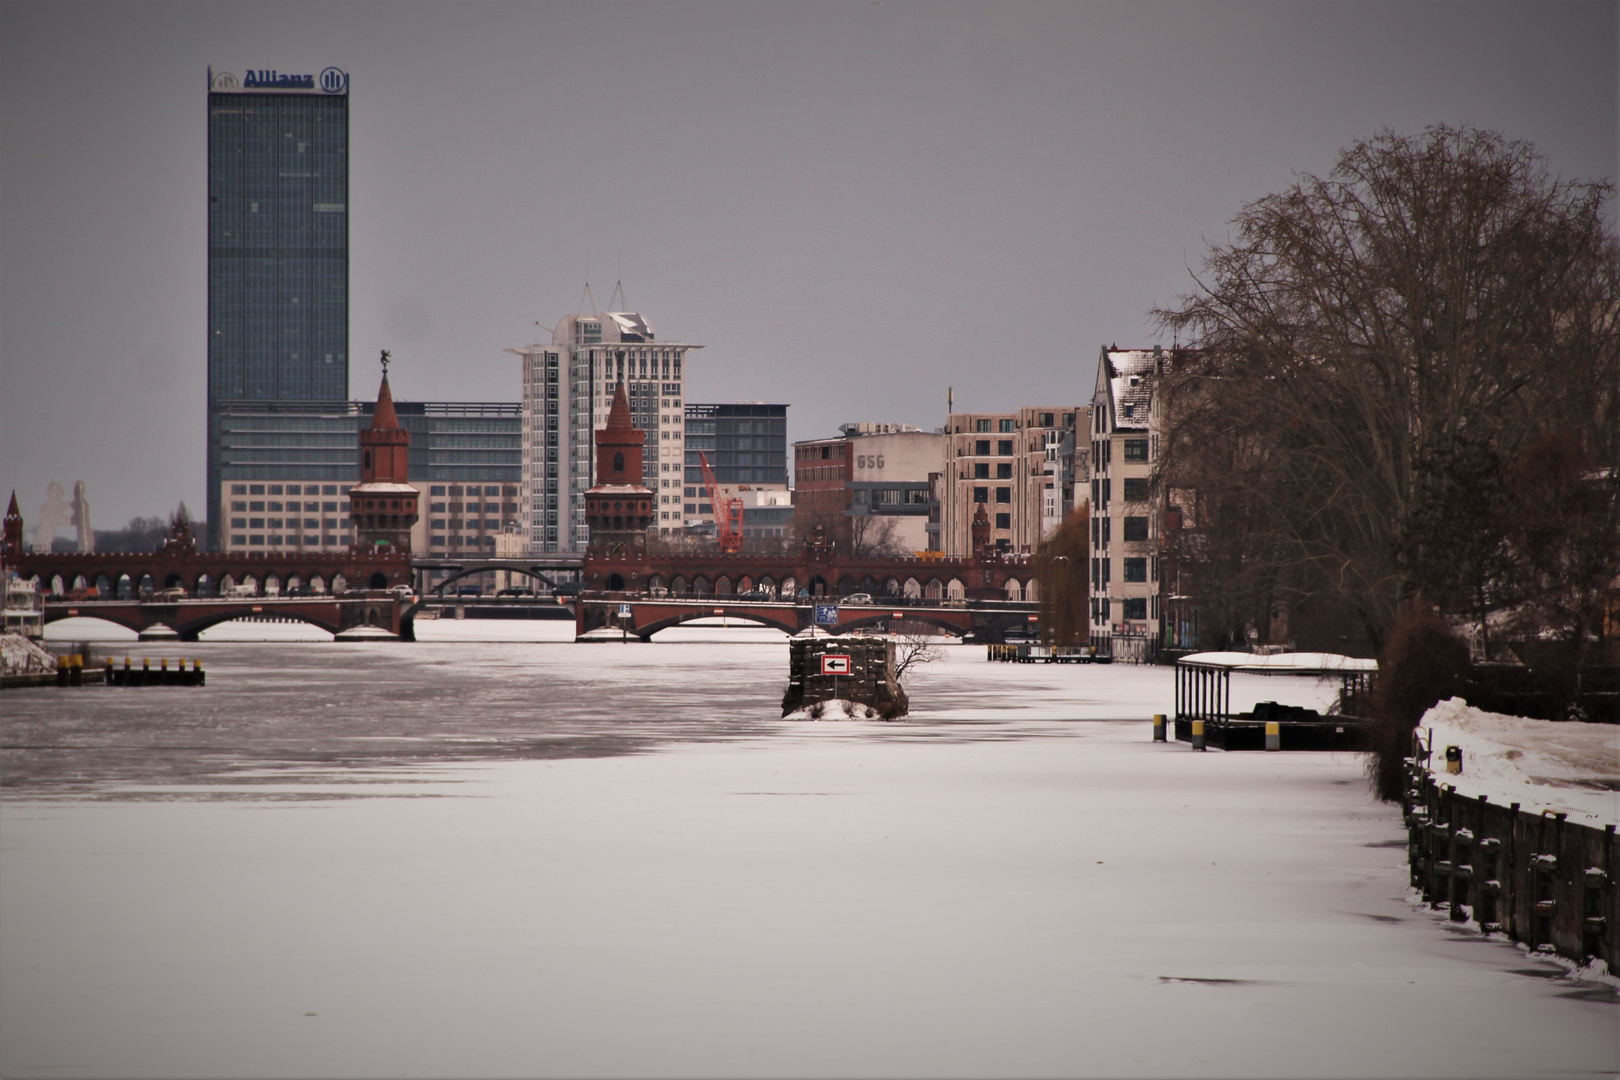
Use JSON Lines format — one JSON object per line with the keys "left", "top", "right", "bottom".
{"left": 1154, "top": 125, "right": 1620, "bottom": 655}
{"left": 848, "top": 512, "right": 906, "bottom": 558}
{"left": 891, "top": 631, "right": 942, "bottom": 683}
{"left": 1034, "top": 507, "right": 1089, "bottom": 646}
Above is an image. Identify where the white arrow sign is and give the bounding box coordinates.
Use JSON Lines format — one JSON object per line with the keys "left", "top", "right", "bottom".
{"left": 820, "top": 654, "right": 852, "bottom": 675}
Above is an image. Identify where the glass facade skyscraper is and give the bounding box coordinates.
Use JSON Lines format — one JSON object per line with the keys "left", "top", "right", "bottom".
{"left": 206, "top": 66, "right": 349, "bottom": 548}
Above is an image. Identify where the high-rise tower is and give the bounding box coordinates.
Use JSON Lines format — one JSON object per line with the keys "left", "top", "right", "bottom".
{"left": 206, "top": 65, "right": 349, "bottom": 550}
{"left": 508, "top": 303, "right": 701, "bottom": 554}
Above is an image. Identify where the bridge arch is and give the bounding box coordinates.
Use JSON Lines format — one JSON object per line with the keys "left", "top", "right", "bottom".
{"left": 670, "top": 575, "right": 689, "bottom": 597}
{"left": 924, "top": 578, "right": 942, "bottom": 600}
{"left": 715, "top": 576, "right": 732, "bottom": 596}
{"left": 946, "top": 578, "right": 965, "bottom": 600}
{"left": 1026, "top": 578, "right": 1040, "bottom": 602}
{"left": 429, "top": 564, "right": 565, "bottom": 594}
{"left": 692, "top": 575, "right": 711, "bottom": 597}
{"left": 636, "top": 607, "right": 801, "bottom": 641}
{"left": 833, "top": 611, "right": 973, "bottom": 638}
{"left": 904, "top": 577, "right": 921, "bottom": 599}
{"left": 41, "top": 609, "right": 143, "bottom": 636}
{"left": 1006, "top": 579, "right": 1023, "bottom": 602}
{"left": 177, "top": 608, "right": 343, "bottom": 640}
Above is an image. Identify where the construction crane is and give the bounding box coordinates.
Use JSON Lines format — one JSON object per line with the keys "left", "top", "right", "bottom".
{"left": 698, "top": 452, "right": 745, "bottom": 554}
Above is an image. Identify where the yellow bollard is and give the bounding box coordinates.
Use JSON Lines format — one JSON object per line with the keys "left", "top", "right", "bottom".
{"left": 1152, "top": 713, "right": 1166, "bottom": 742}
{"left": 1265, "top": 720, "right": 1281, "bottom": 751}
{"left": 1191, "top": 718, "right": 1206, "bottom": 751}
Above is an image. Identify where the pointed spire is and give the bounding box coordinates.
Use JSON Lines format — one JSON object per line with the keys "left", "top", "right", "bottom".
{"left": 605, "top": 381, "right": 634, "bottom": 431}
{"left": 371, "top": 352, "right": 400, "bottom": 431}
{"left": 5, "top": 491, "right": 19, "bottom": 519}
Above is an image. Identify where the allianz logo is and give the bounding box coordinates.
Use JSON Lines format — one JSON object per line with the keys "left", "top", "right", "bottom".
{"left": 211, "top": 67, "right": 347, "bottom": 94}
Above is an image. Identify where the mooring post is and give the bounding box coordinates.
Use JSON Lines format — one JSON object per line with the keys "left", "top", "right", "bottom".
{"left": 1152, "top": 713, "right": 1166, "bottom": 742}
{"left": 1191, "top": 718, "right": 1206, "bottom": 751}
{"left": 1265, "top": 720, "right": 1280, "bottom": 751}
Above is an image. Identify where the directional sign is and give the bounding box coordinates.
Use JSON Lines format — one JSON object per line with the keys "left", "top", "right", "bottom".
{"left": 821, "top": 654, "right": 852, "bottom": 675}
{"left": 618, "top": 603, "right": 632, "bottom": 618}
{"left": 814, "top": 603, "right": 839, "bottom": 626}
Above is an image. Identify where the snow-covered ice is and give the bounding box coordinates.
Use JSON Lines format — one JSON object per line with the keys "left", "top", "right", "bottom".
{"left": 1, "top": 642, "right": 1613, "bottom": 1078}
{"left": 1418, "top": 696, "right": 1619, "bottom": 825}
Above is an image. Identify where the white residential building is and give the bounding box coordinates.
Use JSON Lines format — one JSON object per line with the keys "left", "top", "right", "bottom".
{"left": 509, "top": 307, "right": 701, "bottom": 553}
{"left": 1088, "top": 345, "right": 1168, "bottom": 661}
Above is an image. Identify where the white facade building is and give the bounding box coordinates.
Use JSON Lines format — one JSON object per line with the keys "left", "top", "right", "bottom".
{"left": 509, "top": 309, "right": 701, "bottom": 553}
{"left": 1088, "top": 346, "right": 1167, "bottom": 661}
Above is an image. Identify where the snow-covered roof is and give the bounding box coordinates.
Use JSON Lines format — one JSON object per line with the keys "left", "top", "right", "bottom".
{"left": 349, "top": 482, "right": 420, "bottom": 495}
{"left": 1179, "top": 651, "right": 1379, "bottom": 674}
{"left": 1106, "top": 349, "right": 1160, "bottom": 430}
{"left": 605, "top": 312, "right": 653, "bottom": 341}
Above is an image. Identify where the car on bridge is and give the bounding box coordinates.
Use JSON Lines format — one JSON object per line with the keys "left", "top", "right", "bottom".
{"left": 842, "top": 593, "right": 874, "bottom": 605}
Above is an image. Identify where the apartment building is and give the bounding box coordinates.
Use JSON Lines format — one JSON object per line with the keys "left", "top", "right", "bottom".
{"left": 1088, "top": 345, "right": 1169, "bottom": 660}
{"left": 938, "top": 407, "right": 1084, "bottom": 557}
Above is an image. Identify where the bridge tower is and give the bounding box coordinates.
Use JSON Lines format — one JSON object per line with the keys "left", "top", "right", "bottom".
{"left": 971, "top": 501, "right": 992, "bottom": 559}
{"left": 348, "top": 359, "right": 419, "bottom": 556}
{"left": 3, "top": 492, "right": 22, "bottom": 558}
{"left": 585, "top": 382, "right": 654, "bottom": 554}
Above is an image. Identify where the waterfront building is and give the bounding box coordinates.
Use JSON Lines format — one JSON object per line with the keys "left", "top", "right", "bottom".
{"left": 348, "top": 370, "right": 419, "bottom": 554}
{"left": 206, "top": 65, "right": 350, "bottom": 550}
{"left": 792, "top": 423, "right": 944, "bottom": 554}
{"left": 1088, "top": 346, "right": 1168, "bottom": 661}
{"left": 509, "top": 304, "right": 701, "bottom": 553}
{"left": 938, "top": 407, "right": 1084, "bottom": 557}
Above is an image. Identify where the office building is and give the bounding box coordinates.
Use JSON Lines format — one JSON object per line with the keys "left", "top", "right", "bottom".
{"left": 215, "top": 399, "right": 520, "bottom": 556}
{"left": 206, "top": 65, "right": 350, "bottom": 550}
{"left": 510, "top": 306, "right": 700, "bottom": 553}
{"left": 793, "top": 423, "right": 943, "bottom": 554}
{"left": 939, "top": 408, "right": 1084, "bottom": 557}
{"left": 681, "top": 403, "right": 790, "bottom": 530}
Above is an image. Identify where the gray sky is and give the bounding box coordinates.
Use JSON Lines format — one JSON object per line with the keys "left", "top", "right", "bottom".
{"left": 2, "top": 1, "right": 1615, "bottom": 531}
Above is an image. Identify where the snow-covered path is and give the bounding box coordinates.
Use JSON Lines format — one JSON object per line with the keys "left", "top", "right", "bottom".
{"left": 2, "top": 641, "right": 1614, "bottom": 1077}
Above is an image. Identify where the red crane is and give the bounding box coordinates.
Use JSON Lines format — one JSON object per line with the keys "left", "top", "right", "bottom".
{"left": 699, "top": 452, "right": 744, "bottom": 554}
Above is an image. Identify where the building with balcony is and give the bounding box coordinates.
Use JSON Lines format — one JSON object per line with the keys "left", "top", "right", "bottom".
{"left": 938, "top": 407, "right": 1084, "bottom": 558}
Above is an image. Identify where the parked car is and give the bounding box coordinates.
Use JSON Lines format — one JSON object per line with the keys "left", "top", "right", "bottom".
{"left": 223, "top": 584, "right": 257, "bottom": 599}
{"left": 157, "top": 586, "right": 188, "bottom": 601}
{"left": 288, "top": 585, "right": 315, "bottom": 597}
{"left": 552, "top": 582, "right": 582, "bottom": 597}
{"left": 842, "top": 593, "right": 874, "bottom": 605}
{"left": 736, "top": 588, "right": 773, "bottom": 601}
{"left": 388, "top": 585, "right": 414, "bottom": 598}
{"left": 454, "top": 586, "right": 482, "bottom": 597}
{"left": 496, "top": 587, "right": 534, "bottom": 597}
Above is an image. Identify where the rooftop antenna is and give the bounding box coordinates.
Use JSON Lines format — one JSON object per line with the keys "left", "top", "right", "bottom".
{"left": 578, "top": 254, "right": 597, "bottom": 316}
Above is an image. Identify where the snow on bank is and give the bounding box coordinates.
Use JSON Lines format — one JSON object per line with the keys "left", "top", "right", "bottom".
{"left": 1419, "top": 697, "right": 1620, "bottom": 826}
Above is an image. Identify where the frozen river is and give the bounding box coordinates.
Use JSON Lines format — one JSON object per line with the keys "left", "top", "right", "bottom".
{"left": 2, "top": 631, "right": 1615, "bottom": 1078}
